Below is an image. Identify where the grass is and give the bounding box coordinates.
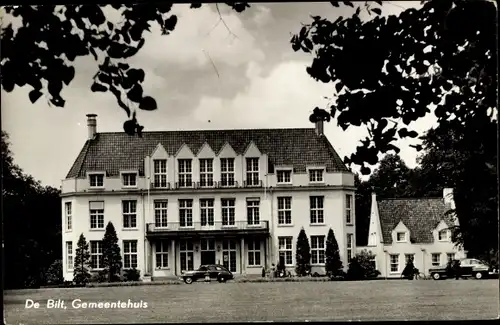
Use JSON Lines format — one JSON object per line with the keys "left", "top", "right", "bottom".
{"left": 4, "top": 279, "right": 498, "bottom": 323}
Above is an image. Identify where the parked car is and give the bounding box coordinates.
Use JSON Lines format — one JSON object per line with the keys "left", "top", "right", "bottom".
{"left": 180, "top": 264, "right": 233, "bottom": 284}
{"left": 429, "top": 258, "right": 495, "bottom": 280}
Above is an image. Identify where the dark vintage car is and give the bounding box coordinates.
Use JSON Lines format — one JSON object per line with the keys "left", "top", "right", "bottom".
{"left": 180, "top": 264, "right": 234, "bottom": 284}
{"left": 429, "top": 258, "right": 497, "bottom": 280}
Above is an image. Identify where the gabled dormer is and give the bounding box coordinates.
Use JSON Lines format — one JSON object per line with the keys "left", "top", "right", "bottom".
{"left": 392, "top": 220, "right": 410, "bottom": 243}
{"left": 197, "top": 142, "right": 216, "bottom": 158}
{"left": 433, "top": 220, "right": 452, "bottom": 243}
{"left": 243, "top": 141, "right": 262, "bottom": 187}
{"left": 175, "top": 144, "right": 195, "bottom": 188}
{"left": 367, "top": 193, "right": 383, "bottom": 246}
{"left": 218, "top": 142, "right": 237, "bottom": 188}
{"left": 149, "top": 143, "right": 169, "bottom": 189}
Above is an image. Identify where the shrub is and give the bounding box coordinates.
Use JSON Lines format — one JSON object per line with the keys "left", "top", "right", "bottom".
{"left": 347, "top": 250, "right": 381, "bottom": 280}
{"left": 46, "top": 259, "right": 64, "bottom": 285}
{"left": 90, "top": 270, "right": 109, "bottom": 283}
{"left": 102, "top": 222, "right": 122, "bottom": 282}
{"left": 295, "top": 228, "right": 311, "bottom": 276}
{"left": 123, "top": 268, "right": 141, "bottom": 282}
{"left": 73, "top": 233, "right": 92, "bottom": 286}
{"left": 325, "top": 228, "right": 343, "bottom": 278}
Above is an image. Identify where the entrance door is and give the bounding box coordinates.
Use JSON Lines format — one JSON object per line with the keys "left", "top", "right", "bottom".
{"left": 200, "top": 239, "right": 216, "bottom": 265}
{"left": 180, "top": 240, "right": 194, "bottom": 272}
{"left": 222, "top": 239, "right": 237, "bottom": 272}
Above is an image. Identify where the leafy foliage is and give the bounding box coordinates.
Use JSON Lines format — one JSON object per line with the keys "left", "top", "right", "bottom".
{"left": 2, "top": 131, "right": 62, "bottom": 289}
{"left": 0, "top": 4, "right": 254, "bottom": 135}
{"left": 325, "top": 228, "right": 343, "bottom": 277}
{"left": 123, "top": 268, "right": 141, "bottom": 282}
{"left": 73, "top": 233, "right": 91, "bottom": 286}
{"left": 295, "top": 228, "right": 311, "bottom": 276}
{"left": 347, "top": 250, "right": 380, "bottom": 280}
{"left": 45, "top": 259, "right": 64, "bottom": 285}
{"left": 101, "top": 222, "right": 122, "bottom": 282}
{"left": 291, "top": 0, "right": 496, "bottom": 175}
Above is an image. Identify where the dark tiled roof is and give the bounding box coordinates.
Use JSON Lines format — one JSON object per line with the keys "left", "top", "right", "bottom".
{"left": 66, "top": 128, "right": 349, "bottom": 178}
{"left": 378, "top": 198, "right": 454, "bottom": 244}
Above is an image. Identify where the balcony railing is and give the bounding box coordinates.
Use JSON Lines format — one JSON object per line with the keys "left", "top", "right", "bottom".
{"left": 151, "top": 182, "right": 171, "bottom": 190}
{"left": 217, "top": 180, "right": 239, "bottom": 188}
{"left": 243, "top": 179, "right": 263, "bottom": 188}
{"left": 197, "top": 180, "right": 217, "bottom": 189}
{"left": 147, "top": 221, "right": 269, "bottom": 233}
{"left": 175, "top": 181, "right": 195, "bottom": 189}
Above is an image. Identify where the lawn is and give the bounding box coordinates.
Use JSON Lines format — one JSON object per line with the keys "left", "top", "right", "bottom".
{"left": 4, "top": 279, "right": 499, "bottom": 323}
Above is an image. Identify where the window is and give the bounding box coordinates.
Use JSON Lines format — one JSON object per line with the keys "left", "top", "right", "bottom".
{"left": 396, "top": 232, "right": 407, "bottom": 242}
{"left": 180, "top": 240, "right": 194, "bottom": 271}
{"left": 390, "top": 254, "right": 399, "bottom": 273}
{"left": 89, "top": 201, "right": 104, "bottom": 229}
{"left": 179, "top": 199, "right": 193, "bottom": 227}
{"left": 221, "top": 198, "right": 235, "bottom": 226}
{"left": 309, "top": 169, "right": 324, "bottom": 183}
{"left": 431, "top": 253, "right": 441, "bottom": 266}
{"left": 438, "top": 229, "right": 449, "bottom": 241}
{"left": 153, "top": 159, "right": 168, "bottom": 188}
{"left": 246, "top": 157, "right": 259, "bottom": 186}
{"left": 154, "top": 200, "right": 168, "bottom": 228}
{"left": 122, "top": 172, "right": 137, "bottom": 187}
{"left": 310, "top": 196, "right": 324, "bottom": 224}
{"left": 347, "top": 234, "right": 354, "bottom": 263}
{"left": 66, "top": 241, "right": 73, "bottom": 270}
{"left": 276, "top": 169, "right": 292, "bottom": 184}
{"left": 200, "top": 199, "right": 214, "bottom": 226}
{"left": 405, "top": 254, "right": 415, "bottom": 264}
{"left": 447, "top": 253, "right": 455, "bottom": 261}
{"left": 247, "top": 240, "right": 261, "bottom": 266}
{"left": 89, "top": 173, "right": 104, "bottom": 187}
{"left": 123, "top": 240, "right": 138, "bottom": 269}
{"left": 345, "top": 194, "right": 353, "bottom": 224}
{"left": 90, "top": 241, "right": 103, "bottom": 269}
{"left": 199, "top": 159, "right": 214, "bottom": 187}
{"left": 246, "top": 198, "right": 260, "bottom": 225}
{"left": 220, "top": 158, "right": 235, "bottom": 187}
{"left": 277, "top": 197, "right": 292, "bottom": 225}
{"left": 278, "top": 237, "right": 293, "bottom": 265}
{"left": 155, "top": 240, "right": 169, "bottom": 269}
{"left": 65, "top": 202, "right": 72, "bottom": 231}
{"left": 178, "top": 159, "right": 193, "bottom": 187}
{"left": 122, "top": 200, "right": 137, "bottom": 228}
{"left": 311, "top": 236, "right": 325, "bottom": 264}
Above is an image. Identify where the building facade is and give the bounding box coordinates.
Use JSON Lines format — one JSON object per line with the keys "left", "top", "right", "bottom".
{"left": 357, "top": 189, "right": 466, "bottom": 278}
{"left": 61, "top": 114, "right": 356, "bottom": 280}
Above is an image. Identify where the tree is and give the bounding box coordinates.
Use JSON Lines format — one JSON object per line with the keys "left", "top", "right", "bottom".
{"left": 46, "top": 259, "right": 64, "bottom": 285}
{"left": 291, "top": 0, "right": 496, "bottom": 175}
{"left": 0, "top": 3, "right": 250, "bottom": 135}
{"left": 73, "top": 233, "right": 91, "bottom": 286}
{"left": 325, "top": 228, "right": 343, "bottom": 278}
{"left": 347, "top": 250, "right": 380, "bottom": 280}
{"left": 101, "top": 222, "right": 122, "bottom": 282}
{"left": 2, "top": 131, "right": 62, "bottom": 289}
{"left": 295, "top": 228, "right": 311, "bottom": 276}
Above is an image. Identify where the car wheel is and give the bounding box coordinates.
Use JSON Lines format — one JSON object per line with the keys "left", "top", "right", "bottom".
{"left": 184, "top": 277, "right": 193, "bottom": 284}
{"left": 218, "top": 276, "right": 226, "bottom": 283}
{"left": 474, "top": 272, "right": 483, "bottom": 279}
{"left": 432, "top": 273, "right": 441, "bottom": 280}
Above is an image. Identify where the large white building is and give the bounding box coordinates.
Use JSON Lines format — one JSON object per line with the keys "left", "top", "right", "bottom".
{"left": 61, "top": 114, "right": 356, "bottom": 280}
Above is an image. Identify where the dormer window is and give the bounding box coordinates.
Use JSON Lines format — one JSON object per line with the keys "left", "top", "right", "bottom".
{"left": 276, "top": 169, "right": 292, "bottom": 184}
{"left": 89, "top": 173, "right": 104, "bottom": 188}
{"left": 122, "top": 172, "right": 137, "bottom": 188}
{"left": 178, "top": 159, "right": 193, "bottom": 188}
{"left": 308, "top": 168, "right": 324, "bottom": 183}
{"left": 246, "top": 157, "right": 260, "bottom": 186}
{"left": 153, "top": 159, "right": 168, "bottom": 188}
{"left": 438, "top": 229, "right": 449, "bottom": 241}
{"left": 396, "top": 232, "right": 407, "bottom": 242}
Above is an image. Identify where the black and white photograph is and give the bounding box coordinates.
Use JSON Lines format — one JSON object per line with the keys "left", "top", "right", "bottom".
{"left": 1, "top": 1, "right": 498, "bottom": 323}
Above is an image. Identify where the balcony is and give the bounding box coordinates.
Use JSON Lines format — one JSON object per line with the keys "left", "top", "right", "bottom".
{"left": 243, "top": 179, "right": 263, "bottom": 188}
{"left": 175, "top": 181, "right": 196, "bottom": 189}
{"left": 151, "top": 182, "right": 171, "bottom": 190}
{"left": 146, "top": 221, "right": 269, "bottom": 237}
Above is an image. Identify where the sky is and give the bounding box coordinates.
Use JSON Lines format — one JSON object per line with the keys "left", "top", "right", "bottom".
{"left": 1, "top": 2, "right": 437, "bottom": 188}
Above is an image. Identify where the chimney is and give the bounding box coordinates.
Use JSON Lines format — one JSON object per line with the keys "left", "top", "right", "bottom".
{"left": 443, "top": 188, "right": 455, "bottom": 209}
{"left": 315, "top": 119, "right": 324, "bottom": 136}
{"left": 87, "top": 114, "right": 97, "bottom": 140}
